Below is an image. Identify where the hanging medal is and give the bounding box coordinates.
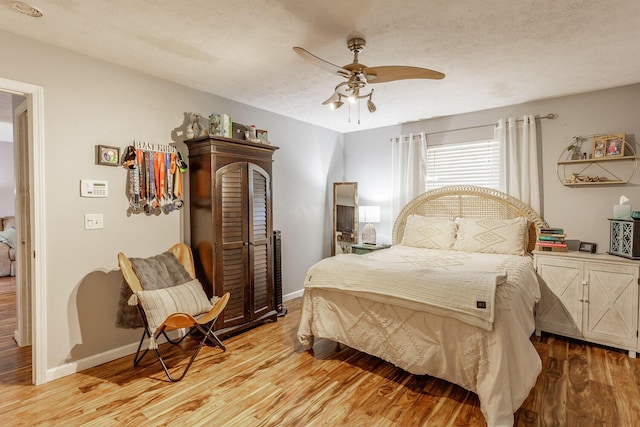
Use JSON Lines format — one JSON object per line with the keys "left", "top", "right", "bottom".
{"left": 132, "top": 155, "right": 141, "bottom": 213}
{"left": 153, "top": 152, "right": 163, "bottom": 215}
{"left": 145, "top": 150, "right": 155, "bottom": 215}
{"left": 174, "top": 156, "right": 184, "bottom": 209}
{"left": 126, "top": 155, "right": 136, "bottom": 216}
{"left": 137, "top": 149, "right": 146, "bottom": 208}
{"left": 164, "top": 152, "right": 175, "bottom": 213}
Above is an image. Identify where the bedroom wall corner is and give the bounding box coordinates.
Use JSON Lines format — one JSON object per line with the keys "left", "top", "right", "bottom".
{"left": 343, "top": 125, "right": 400, "bottom": 245}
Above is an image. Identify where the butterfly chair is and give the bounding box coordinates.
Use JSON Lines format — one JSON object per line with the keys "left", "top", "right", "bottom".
{"left": 118, "top": 243, "right": 229, "bottom": 382}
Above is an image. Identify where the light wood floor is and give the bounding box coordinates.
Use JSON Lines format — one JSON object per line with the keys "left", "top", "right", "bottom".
{"left": 1, "top": 276, "right": 639, "bottom": 426}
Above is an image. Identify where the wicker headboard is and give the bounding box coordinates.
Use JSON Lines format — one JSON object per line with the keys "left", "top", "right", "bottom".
{"left": 392, "top": 185, "right": 548, "bottom": 252}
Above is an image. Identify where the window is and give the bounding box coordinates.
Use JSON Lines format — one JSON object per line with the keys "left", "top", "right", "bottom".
{"left": 425, "top": 140, "right": 502, "bottom": 190}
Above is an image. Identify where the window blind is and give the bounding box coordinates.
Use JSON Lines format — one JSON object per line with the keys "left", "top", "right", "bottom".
{"left": 425, "top": 140, "right": 502, "bottom": 190}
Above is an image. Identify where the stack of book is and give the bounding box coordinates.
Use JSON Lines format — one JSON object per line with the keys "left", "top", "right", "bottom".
{"left": 536, "top": 227, "right": 567, "bottom": 252}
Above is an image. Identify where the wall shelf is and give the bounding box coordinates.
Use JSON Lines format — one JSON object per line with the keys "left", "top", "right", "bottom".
{"left": 558, "top": 155, "right": 636, "bottom": 165}
{"left": 557, "top": 135, "right": 637, "bottom": 186}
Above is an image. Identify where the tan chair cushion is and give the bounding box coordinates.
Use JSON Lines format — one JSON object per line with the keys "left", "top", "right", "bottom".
{"left": 135, "top": 279, "right": 213, "bottom": 332}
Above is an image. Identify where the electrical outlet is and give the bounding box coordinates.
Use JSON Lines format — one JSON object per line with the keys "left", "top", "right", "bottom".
{"left": 84, "top": 213, "right": 104, "bottom": 230}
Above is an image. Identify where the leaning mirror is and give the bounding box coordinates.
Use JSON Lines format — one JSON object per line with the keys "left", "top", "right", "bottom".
{"left": 333, "top": 182, "right": 358, "bottom": 255}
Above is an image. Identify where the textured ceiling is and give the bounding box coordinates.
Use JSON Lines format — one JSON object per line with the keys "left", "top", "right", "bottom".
{"left": 1, "top": 0, "right": 640, "bottom": 133}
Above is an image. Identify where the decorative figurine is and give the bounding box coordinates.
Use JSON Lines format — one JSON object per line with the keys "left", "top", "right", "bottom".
{"left": 187, "top": 112, "right": 207, "bottom": 139}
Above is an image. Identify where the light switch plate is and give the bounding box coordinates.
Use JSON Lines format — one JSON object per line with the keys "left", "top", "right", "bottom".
{"left": 84, "top": 213, "right": 104, "bottom": 230}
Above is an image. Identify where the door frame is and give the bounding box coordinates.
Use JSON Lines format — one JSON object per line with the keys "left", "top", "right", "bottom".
{"left": 0, "top": 77, "right": 46, "bottom": 385}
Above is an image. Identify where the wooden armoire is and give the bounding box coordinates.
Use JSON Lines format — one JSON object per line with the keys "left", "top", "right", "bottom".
{"left": 185, "top": 136, "right": 278, "bottom": 337}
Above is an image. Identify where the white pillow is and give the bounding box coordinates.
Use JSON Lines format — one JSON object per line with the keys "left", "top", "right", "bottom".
{"left": 401, "top": 214, "right": 457, "bottom": 249}
{"left": 136, "top": 279, "right": 213, "bottom": 332}
{"left": 453, "top": 217, "right": 528, "bottom": 255}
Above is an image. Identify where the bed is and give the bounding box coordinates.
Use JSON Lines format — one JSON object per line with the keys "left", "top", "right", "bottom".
{"left": 297, "top": 185, "right": 548, "bottom": 427}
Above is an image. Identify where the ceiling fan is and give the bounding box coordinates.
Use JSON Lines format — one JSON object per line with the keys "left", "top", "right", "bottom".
{"left": 293, "top": 37, "right": 445, "bottom": 121}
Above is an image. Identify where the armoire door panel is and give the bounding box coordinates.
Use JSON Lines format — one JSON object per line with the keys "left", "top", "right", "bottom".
{"left": 217, "top": 163, "right": 249, "bottom": 327}
{"left": 220, "top": 166, "right": 245, "bottom": 245}
{"left": 251, "top": 168, "right": 268, "bottom": 240}
{"left": 248, "top": 164, "right": 273, "bottom": 318}
{"left": 252, "top": 243, "right": 270, "bottom": 313}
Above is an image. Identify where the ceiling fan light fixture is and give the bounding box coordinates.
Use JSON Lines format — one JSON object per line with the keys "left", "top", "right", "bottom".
{"left": 322, "top": 92, "right": 339, "bottom": 105}
{"left": 367, "top": 96, "right": 376, "bottom": 113}
{"left": 330, "top": 98, "right": 344, "bottom": 110}
{"left": 348, "top": 88, "right": 359, "bottom": 104}
{"left": 11, "top": 1, "right": 43, "bottom": 17}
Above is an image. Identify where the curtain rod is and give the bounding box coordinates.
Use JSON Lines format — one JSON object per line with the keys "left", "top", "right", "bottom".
{"left": 421, "top": 113, "right": 557, "bottom": 137}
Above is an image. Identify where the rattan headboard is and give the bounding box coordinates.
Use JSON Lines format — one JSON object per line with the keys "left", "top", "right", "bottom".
{"left": 392, "top": 185, "right": 548, "bottom": 252}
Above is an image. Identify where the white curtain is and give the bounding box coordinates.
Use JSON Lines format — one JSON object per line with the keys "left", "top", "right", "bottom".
{"left": 391, "top": 132, "right": 428, "bottom": 222}
{"left": 494, "top": 115, "right": 541, "bottom": 213}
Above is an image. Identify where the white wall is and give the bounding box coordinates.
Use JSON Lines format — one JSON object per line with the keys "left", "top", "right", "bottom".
{"left": 344, "top": 84, "right": 640, "bottom": 253}
{"left": 0, "top": 29, "right": 342, "bottom": 377}
{"left": 343, "top": 125, "right": 399, "bottom": 244}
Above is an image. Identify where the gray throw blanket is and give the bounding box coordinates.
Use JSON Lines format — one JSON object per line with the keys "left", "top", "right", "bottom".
{"left": 115, "top": 251, "right": 193, "bottom": 328}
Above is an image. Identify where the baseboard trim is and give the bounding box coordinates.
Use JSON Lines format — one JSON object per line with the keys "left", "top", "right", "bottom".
{"left": 283, "top": 289, "right": 303, "bottom": 301}
{"left": 44, "top": 332, "right": 179, "bottom": 382}
{"left": 43, "top": 291, "right": 306, "bottom": 383}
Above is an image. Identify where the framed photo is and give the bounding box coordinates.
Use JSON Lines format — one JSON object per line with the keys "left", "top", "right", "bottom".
{"left": 256, "top": 129, "right": 268, "bottom": 144}
{"left": 97, "top": 145, "right": 120, "bottom": 166}
{"left": 579, "top": 241, "right": 597, "bottom": 253}
{"left": 593, "top": 134, "right": 625, "bottom": 158}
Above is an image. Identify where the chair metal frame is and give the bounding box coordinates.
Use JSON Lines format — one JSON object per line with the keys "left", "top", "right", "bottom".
{"left": 118, "top": 243, "right": 229, "bottom": 382}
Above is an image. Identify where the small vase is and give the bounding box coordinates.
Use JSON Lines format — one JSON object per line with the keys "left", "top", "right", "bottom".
{"left": 571, "top": 149, "right": 581, "bottom": 160}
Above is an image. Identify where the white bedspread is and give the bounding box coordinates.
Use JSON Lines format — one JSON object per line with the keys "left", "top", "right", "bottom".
{"left": 305, "top": 253, "right": 506, "bottom": 330}
{"left": 298, "top": 245, "right": 541, "bottom": 427}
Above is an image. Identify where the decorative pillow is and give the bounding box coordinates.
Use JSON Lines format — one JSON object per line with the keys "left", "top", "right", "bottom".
{"left": 136, "top": 279, "right": 213, "bottom": 332}
{"left": 401, "top": 214, "right": 457, "bottom": 249}
{"left": 453, "top": 217, "right": 528, "bottom": 255}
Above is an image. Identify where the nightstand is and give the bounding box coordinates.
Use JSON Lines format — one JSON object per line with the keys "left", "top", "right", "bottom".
{"left": 533, "top": 250, "right": 640, "bottom": 357}
{"left": 351, "top": 243, "right": 391, "bottom": 254}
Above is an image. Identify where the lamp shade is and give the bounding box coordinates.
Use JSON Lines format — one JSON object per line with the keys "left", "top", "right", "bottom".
{"left": 359, "top": 205, "right": 380, "bottom": 223}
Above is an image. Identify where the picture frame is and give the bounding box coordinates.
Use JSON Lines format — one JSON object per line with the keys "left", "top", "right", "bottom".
{"left": 579, "top": 241, "right": 598, "bottom": 253}
{"left": 593, "top": 133, "right": 625, "bottom": 159}
{"left": 97, "top": 145, "right": 120, "bottom": 166}
{"left": 256, "top": 129, "right": 269, "bottom": 144}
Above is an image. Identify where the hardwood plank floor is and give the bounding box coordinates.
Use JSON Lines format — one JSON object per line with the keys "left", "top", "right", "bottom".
{"left": 1, "top": 275, "right": 639, "bottom": 426}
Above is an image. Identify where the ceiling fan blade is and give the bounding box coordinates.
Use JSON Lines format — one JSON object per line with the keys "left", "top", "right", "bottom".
{"left": 364, "top": 66, "right": 445, "bottom": 83}
{"left": 293, "top": 47, "right": 351, "bottom": 78}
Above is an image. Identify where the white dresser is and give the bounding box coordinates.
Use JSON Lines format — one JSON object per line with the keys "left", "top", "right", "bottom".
{"left": 533, "top": 250, "right": 640, "bottom": 357}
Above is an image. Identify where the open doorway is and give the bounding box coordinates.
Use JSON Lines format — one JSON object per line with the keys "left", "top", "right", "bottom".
{"left": 0, "top": 77, "right": 46, "bottom": 385}
{"left": 0, "top": 91, "right": 29, "bottom": 381}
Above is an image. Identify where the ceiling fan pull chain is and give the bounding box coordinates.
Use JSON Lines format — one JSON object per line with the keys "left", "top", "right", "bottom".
{"left": 358, "top": 98, "right": 361, "bottom": 125}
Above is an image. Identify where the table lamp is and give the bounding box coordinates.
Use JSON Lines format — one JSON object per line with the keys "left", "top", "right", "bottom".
{"left": 359, "top": 205, "right": 380, "bottom": 244}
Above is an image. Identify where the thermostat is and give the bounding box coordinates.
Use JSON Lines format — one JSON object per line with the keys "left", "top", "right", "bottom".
{"left": 80, "top": 179, "right": 109, "bottom": 198}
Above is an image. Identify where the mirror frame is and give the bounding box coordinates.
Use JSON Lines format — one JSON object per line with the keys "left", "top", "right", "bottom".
{"left": 333, "top": 182, "right": 358, "bottom": 255}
